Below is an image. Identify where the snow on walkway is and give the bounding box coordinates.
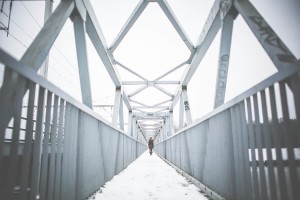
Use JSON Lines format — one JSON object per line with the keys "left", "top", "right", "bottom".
{"left": 90, "top": 152, "right": 209, "bottom": 200}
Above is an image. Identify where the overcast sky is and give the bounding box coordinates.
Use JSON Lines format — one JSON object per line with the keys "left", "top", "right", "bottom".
{"left": 0, "top": 0, "right": 299, "bottom": 126}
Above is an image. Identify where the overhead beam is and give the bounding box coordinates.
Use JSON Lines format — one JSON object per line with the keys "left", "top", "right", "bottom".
{"left": 152, "top": 99, "right": 172, "bottom": 107}
{"left": 84, "top": 0, "right": 132, "bottom": 111}
{"left": 116, "top": 61, "right": 148, "bottom": 81}
{"left": 182, "top": 0, "right": 222, "bottom": 86}
{"left": 122, "top": 81, "right": 147, "bottom": 85}
{"left": 85, "top": 2, "right": 121, "bottom": 86}
{"left": 133, "top": 106, "right": 169, "bottom": 109}
{"left": 133, "top": 111, "right": 169, "bottom": 117}
{"left": 128, "top": 85, "right": 147, "bottom": 97}
{"left": 155, "top": 81, "right": 180, "bottom": 84}
{"left": 157, "top": 0, "right": 194, "bottom": 52}
{"left": 154, "top": 85, "right": 173, "bottom": 97}
{"left": 170, "top": 0, "right": 222, "bottom": 110}
{"left": 109, "top": 0, "right": 149, "bottom": 52}
{"left": 154, "top": 60, "right": 188, "bottom": 81}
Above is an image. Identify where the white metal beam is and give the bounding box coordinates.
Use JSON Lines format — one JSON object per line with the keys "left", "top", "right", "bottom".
{"left": 155, "top": 81, "right": 180, "bottom": 84}
{"left": 152, "top": 99, "right": 172, "bottom": 107}
{"left": 21, "top": 0, "right": 75, "bottom": 71}
{"left": 157, "top": 0, "right": 194, "bottom": 52}
{"left": 169, "top": 0, "right": 222, "bottom": 110}
{"left": 119, "top": 97, "right": 124, "bottom": 130}
{"left": 0, "top": 0, "right": 75, "bottom": 131}
{"left": 154, "top": 85, "right": 173, "bottom": 97}
{"left": 179, "top": 93, "right": 184, "bottom": 129}
{"left": 133, "top": 112, "right": 169, "bottom": 117}
{"left": 110, "top": 0, "right": 149, "bottom": 52}
{"left": 112, "top": 88, "right": 122, "bottom": 126}
{"left": 85, "top": 4, "right": 121, "bottom": 86}
{"left": 116, "top": 61, "right": 148, "bottom": 81}
{"left": 127, "top": 111, "right": 132, "bottom": 135}
{"left": 39, "top": 0, "right": 53, "bottom": 78}
{"left": 84, "top": 0, "right": 132, "bottom": 111}
{"left": 234, "top": 0, "right": 297, "bottom": 70}
{"left": 169, "top": 111, "right": 175, "bottom": 135}
{"left": 128, "top": 85, "right": 147, "bottom": 97}
{"left": 154, "top": 60, "right": 188, "bottom": 81}
{"left": 73, "top": 13, "right": 93, "bottom": 108}
{"left": 133, "top": 106, "right": 169, "bottom": 109}
{"left": 122, "top": 81, "right": 147, "bottom": 85}
{"left": 214, "top": 13, "right": 234, "bottom": 108}
{"left": 182, "top": 87, "right": 192, "bottom": 124}
{"left": 130, "top": 99, "right": 149, "bottom": 107}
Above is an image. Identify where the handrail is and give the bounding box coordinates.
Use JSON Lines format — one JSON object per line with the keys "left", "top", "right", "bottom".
{"left": 160, "top": 60, "right": 300, "bottom": 143}
{"left": 0, "top": 47, "right": 143, "bottom": 143}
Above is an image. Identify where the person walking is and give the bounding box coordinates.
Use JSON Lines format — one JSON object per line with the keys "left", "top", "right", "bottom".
{"left": 148, "top": 137, "right": 154, "bottom": 155}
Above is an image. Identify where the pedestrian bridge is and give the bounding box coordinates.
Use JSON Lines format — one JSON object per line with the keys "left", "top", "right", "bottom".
{"left": 0, "top": 0, "right": 299, "bottom": 200}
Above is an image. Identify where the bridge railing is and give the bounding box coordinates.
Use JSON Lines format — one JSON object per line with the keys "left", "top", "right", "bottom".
{"left": 155, "top": 61, "right": 300, "bottom": 200}
{"left": 0, "top": 49, "right": 147, "bottom": 200}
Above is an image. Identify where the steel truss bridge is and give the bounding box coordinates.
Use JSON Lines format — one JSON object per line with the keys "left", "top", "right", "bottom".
{"left": 0, "top": 0, "right": 299, "bottom": 199}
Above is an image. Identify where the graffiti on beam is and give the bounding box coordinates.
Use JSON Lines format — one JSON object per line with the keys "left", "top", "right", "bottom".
{"left": 250, "top": 16, "right": 295, "bottom": 63}
{"left": 197, "top": 0, "right": 220, "bottom": 44}
{"left": 184, "top": 101, "right": 190, "bottom": 111}
{"left": 215, "top": 54, "right": 229, "bottom": 104}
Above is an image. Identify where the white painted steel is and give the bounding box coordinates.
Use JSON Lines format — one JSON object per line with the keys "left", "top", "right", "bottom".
{"left": 109, "top": 0, "right": 148, "bottom": 53}
{"left": 214, "top": 13, "right": 234, "bottom": 108}
{"left": 157, "top": 0, "right": 194, "bottom": 52}
{"left": 155, "top": 64, "right": 300, "bottom": 200}
{"left": 112, "top": 88, "right": 122, "bottom": 126}
{"left": 0, "top": 50, "right": 146, "bottom": 199}
{"left": 73, "top": 13, "right": 93, "bottom": 108}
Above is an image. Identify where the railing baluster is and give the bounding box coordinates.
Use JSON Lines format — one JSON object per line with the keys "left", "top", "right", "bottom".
{"left": 269, "top": 85, "right": 287, "bottom": 199}
{"left": 279, "top": 81, "right": 299, "bottom": 200}
{"left": 230, "top": 105, "right": 243, "bottom": 199}
{"left": 7, "top": 88, "right": 23, "bottom": 199}
{"left": 246, "top": 97, "right": 260, "bottom": 200}
{"left": 30, "top": 86, "right": 46, "bottom": 200}
{"left": 40, "top": 91, "right": 53, "bottom": 199}
{"left": 260, "top": 90, "right": 277, "bottom": 200}
{"left": 0, "top": 68, "right": 14, "bottom": 175}
{"left": 54, "top": 98, "right": 65, "bottom": 200}
{"left": 253, "top": 93, "right": 268, "bottom": 199}
{"left": 47, "top": 95, "right": 59, "bottom": 200}
{"left": 19, "top": 82, "right": 36, "bottom": 199}
{"left": 239, "top": 101, "right": 253, "bottom": 200}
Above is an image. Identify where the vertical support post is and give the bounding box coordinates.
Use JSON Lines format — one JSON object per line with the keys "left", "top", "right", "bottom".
{"left": 112, "top": 87, "right": 121, "bottom": 126}
{"left": 179, "top": 92, "right": 184, "bottom": 129}
{"left": 119, "top": 98, "right": 124, "bottom": 130}
{"left": 132, "top": 116, "right": 137, "bottom": 139}
{"left": 72, "top": 12, "right": 93, "bottom": 108}
{"left": 169, "top": 111, "right": 175, "bottom": 135}
{"left": 167, "top": 116, "right": 171, "bottom": 137}
{"left": 214, "top": 13, "right": 234, "bottom": 108}
{"left": 182, "top": 87, "right": 192, "bottom": 125}
{"left": 39, "top": 0, "right": 53, "bottom": 78}
{"left": 127, "top": 111, "right": 132, "bottom": 135}
{"left": 30, "top": 87, "right": 46, "bottom": 200}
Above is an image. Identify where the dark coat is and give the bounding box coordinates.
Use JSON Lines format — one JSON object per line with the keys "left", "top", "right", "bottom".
{"left": 148, "top": 139, "right": 154, "bottom": 149}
